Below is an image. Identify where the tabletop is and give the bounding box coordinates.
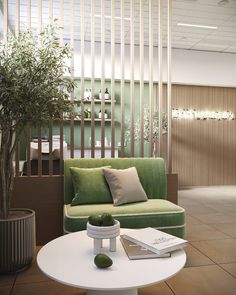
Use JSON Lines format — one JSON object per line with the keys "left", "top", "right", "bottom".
{"left": 37, "top": 229, "right": 186, "bottom": 291}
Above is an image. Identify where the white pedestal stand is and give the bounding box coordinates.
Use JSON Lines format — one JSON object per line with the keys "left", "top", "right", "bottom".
{"left": 87, "top": 220, "right": 120, "bottom": 255}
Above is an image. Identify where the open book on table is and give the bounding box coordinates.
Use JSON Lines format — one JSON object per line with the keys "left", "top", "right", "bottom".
{"left": 120, "top": 236, "right": 171, "bottom": 260}
{"left": 122, "top": 227, "right": 187, "bottom": 256}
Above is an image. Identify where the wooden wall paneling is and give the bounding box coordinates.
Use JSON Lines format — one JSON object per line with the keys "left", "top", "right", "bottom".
{"left": 230, "top": 88, "right": 236, "bottom": 182}
{"left": 172, "top": 84, "right": 236, "bottom": 186}
{"left": 215, "top": 87, "right": 224, "bottom": 184}
{"left": 207, "top": 87, "right": 213, "bottom": 185}
{"left": 196, "top": 86, "right": 206, "bottom": 185}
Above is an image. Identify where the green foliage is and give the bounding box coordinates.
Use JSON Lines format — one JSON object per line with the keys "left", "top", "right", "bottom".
{"left": 0, "top": 22, "right": 76, "bottom": 218}
{"left": 0, "top": 22, "right": 75, "bottom": 132}
{"left": 125, "top": 108, "right": 168, "bottom": 143}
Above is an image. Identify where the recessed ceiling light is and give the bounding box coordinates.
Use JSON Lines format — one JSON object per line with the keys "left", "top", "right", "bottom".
{"left": 177, "top": 23, "right": 218, "bottom": 30}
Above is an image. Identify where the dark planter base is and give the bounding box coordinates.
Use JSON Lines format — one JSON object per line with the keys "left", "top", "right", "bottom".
{"left": 0, "top": 208, "right": 36, "bottom": 274}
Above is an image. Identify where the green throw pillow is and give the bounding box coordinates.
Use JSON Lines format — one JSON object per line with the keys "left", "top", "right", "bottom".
{"left": 69, "top": 166, "right": 113, "bottom": 206}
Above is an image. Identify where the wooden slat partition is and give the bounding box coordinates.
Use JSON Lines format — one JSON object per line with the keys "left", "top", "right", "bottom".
{"left": 70, "top": 0, "right": 75, "bottom": 158}
{"left": 120, "top": 0, "right": 125, "bottom": 157}
{"left": 90, "top": 0, "right": 95, "bottom": 158}
{"left": 27, "top": 0, "right": 31, "bottom": 29}
{"left": 59, "top": 0, "right": 63, "bottom": 45}
{"left": 158, "top": 0, "right": 163, "bottom": 157}
{"left": 48, "top": 121, "right": 53, "bottom": 176}
{"left": 14, "top": 0, "right": 20, "bottom": 176}
{"left": 59, "top": 0, "right": 64, "bottom": 173}
{"left": 49, "top": 0, "right": 53, "bottom": 19}
{"left": 139, "top": 0, "right": 144, "bottom": 157}
{"left": 38, "top": 0, "right": 42, "bottom": 34}
{"left": 59, "top": 121, "right": 64, "bottom": 175}
{"left": 100, "top": 0, "right": 105, "bottom": 158}
{"left": 37, "top": 126, "right": 42, "bottom": 176}
{"left": 15, "top": 140, "right": 20, "bottom": 177}
{"left": 129, "top": 0, "right": 135, "bottom": 157}
{"left": 149, "top": 0, "right": 154, "bottom": 157}
{"left": 167, "top": 0, "right": 172, "bottom": 173}
{"left": 25, "top": 126, "right": 31, "bottom": 176}
{"left": 15, "top": 0, "right": 19, "bottom": 35}
{"left": 110, "top": 0, "right": 115, "bottom": 158}
{"left": 3, "top": 0, "right": 8, "bottom": 41}
{"left": 80, "top": 0, "right": 85, "bottom": 158}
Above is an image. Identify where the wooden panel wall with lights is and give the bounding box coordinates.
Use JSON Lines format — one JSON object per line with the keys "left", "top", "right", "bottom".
{"left": 171, "top": 84, "right": 236, "bottom": 186}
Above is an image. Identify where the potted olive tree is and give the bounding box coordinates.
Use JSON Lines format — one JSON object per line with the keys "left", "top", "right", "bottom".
{"left": 0, "top": 23, "right": 75, "bottom": 273}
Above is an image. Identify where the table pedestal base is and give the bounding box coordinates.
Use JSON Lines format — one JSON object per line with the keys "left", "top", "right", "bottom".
{"left": 87, "top": 288, "right": 138, "bottom": 295}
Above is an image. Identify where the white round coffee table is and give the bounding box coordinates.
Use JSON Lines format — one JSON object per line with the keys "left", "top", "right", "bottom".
{"left": 37, "top": 229, "right": 186, "bottom": 295}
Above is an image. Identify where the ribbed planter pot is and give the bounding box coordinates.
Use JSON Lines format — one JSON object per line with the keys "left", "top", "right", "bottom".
{"left": 0, "top": 208, "right": 36, "bottom": 274}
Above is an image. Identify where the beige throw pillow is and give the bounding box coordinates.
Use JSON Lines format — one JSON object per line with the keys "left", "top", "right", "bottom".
{"left": 103, "top": 167, "right": 148, "bottom": 206}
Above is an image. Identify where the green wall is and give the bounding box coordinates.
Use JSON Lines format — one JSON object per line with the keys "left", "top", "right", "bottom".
{"left": 20, "top": 79, "right": 153, "bottom": 159}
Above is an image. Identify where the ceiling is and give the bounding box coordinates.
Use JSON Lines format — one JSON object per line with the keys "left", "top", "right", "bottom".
{"left": 2, "top": 0, "right": 236, "bottom": 53}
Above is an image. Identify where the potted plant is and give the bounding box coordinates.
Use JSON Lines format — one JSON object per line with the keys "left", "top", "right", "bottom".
{"left": 0, "top": 23, "right": 75, "bottom": 273}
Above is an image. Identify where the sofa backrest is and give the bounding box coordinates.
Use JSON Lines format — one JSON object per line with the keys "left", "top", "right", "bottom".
{"left": 64, "top": 157, "right": 167, "bottom": 205}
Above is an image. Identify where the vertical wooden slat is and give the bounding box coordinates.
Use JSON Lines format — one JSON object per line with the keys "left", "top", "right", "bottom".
{"left": 90, "top": 0, "right": 95, "bottom": 158}
{"left": 111, "top": 0, "right": 115, "bottom": 157}
{"left": 15, "top": 0, "right": 19, "bottom": 35}
{"left": 15, "top": 133, "right": 20, "bottom": 177}
{"left": 38, "top": 0, "right": 42, "bottom": 33}
{"left": 80, "top": 0, "right": 85, "bottom": 158}
{"left": 158, "top": 0, "right": 163, "bottom": 157}
{"left": 37, "top": 126, "right": 42, "bottom": 176}
{"left": 26, "top": 0, "right": 31, "bottom": 175}
{"left": 120, "top": 0, "right": 125, "bottom": 157}
{"left": 59, "top": 121, "right": 64, "bottom": 174}
{"left": 59, "top": 0, "right": 64, "bottom": 173}
{"left": 27, "top": 0, "right": 31, "bottom": 29}
{"left": 14, "top": 0, "right": 20, "bottom": 176}
{"left": 49, "top": 0, "right": 53, "bottom": 19}
{"left": 26, "top": 127, "right": 31, "bottom": 176}
{"left": 149, "top": 0, "right": 154, "bottom": 157}
{"left": 70, "top": 0, "right": 75, "bottom": 158}
{"left": 48, "top": 121, "right": 53, "bottom": 176}
{"left": 60, "top": 0, "right": 64, "bottom": 45}
{"left": 167, "top": 0, "right": 172, "bottom": 173}
{"left": 139, "top": 0, "right": 144, "bottom": 157}
{"left": 3, "top": 0, "right": 8, "bottom": 41}
{"left": 100, "top": 0, "right": 105, "bottom": 158}
{"left": 130, "top": 0, "right": 135, "bottom": 157}
{"left": 37, "top": 0, "right": 42, "bottom": 176}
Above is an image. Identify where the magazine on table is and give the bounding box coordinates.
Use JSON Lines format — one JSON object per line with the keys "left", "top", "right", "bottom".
{"left": 120, "top": 236, "right": 171, "bottom": 260}
{"left": 122, "top": 227, "right": 187, "bottom": 255}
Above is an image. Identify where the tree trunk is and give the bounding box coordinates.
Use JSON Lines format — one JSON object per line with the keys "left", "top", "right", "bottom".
{"left": 0, "top": 129, "right": 14, "bottom": 219}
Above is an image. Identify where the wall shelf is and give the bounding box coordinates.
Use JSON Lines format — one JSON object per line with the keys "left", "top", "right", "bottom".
{"left": 70, "top": 99, "right": 115, "bottom": 104}
{"left": 63, "top": 118, "right": 112, "bottom": 122}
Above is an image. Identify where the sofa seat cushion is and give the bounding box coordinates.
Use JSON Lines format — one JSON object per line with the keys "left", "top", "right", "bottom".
{"left": 64, "top": 199, "right": 185, "bottom": 238}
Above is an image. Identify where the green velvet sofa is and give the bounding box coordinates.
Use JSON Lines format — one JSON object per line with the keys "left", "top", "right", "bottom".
{"left": 64, "top": 158, "right": 185, "bottom": 238}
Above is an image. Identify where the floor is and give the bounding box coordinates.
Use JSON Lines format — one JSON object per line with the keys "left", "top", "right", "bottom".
{"left": 1, "top": 185, "right": 236, "bottom": 295}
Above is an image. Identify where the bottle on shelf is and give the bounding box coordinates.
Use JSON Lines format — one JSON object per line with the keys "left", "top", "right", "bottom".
{"left": 84, "top": 89, "right": 91, "bottom": 100}
{"left": 98, "top": 109, "right": 108, "bottom": 119}
{"left": 85, "top": 108, "right": 91, "bottom": 119}
{"left": 99, "top": 88, "right": 110, "bottom": 100}
{"left": 104, "top": 88, "right": 110, "bottom": 100}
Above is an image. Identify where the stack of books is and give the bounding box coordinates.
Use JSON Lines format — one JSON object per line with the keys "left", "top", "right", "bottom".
{"left": 120, "top": 227, "right": 187, "bottom": 260}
